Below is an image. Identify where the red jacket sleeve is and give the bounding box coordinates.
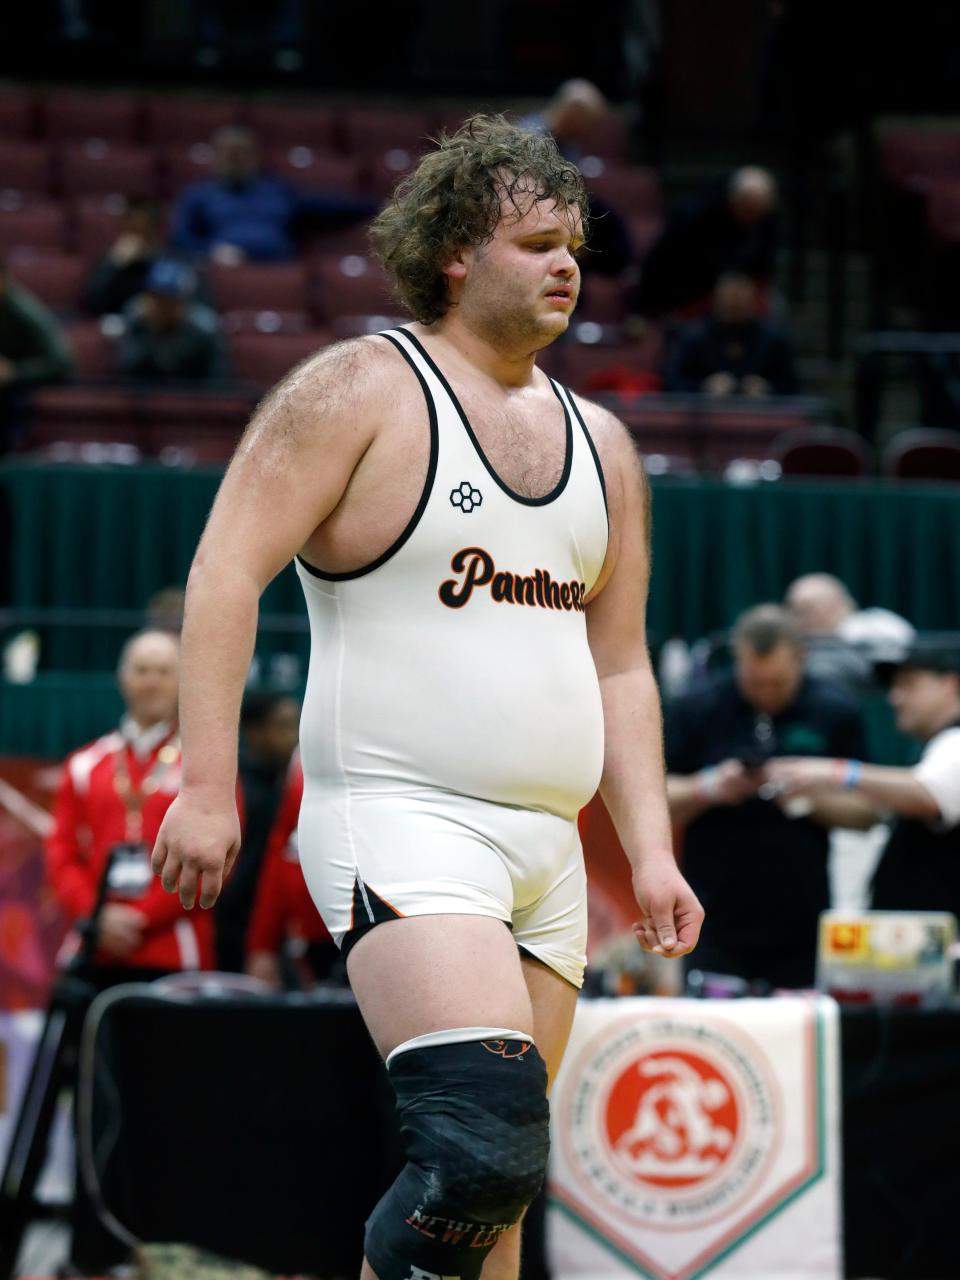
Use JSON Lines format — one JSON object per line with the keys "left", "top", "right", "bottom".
{"left": 45, "top": 764, "right": 97, "bottom": 921}
{"left": 247, "top": 763, "right": 302, "bottom": 954}
{"left": 247, "top": 844, "right": 288, "bottom": 954}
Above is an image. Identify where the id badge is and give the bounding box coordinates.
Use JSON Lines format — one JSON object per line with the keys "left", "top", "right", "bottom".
{"left": 107, "top": 842, "right": 153, "bottom": 898}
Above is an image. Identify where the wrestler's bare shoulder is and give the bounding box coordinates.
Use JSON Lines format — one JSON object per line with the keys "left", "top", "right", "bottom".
{"left": 233, "top": 334, "right": 408, "bottom": 465}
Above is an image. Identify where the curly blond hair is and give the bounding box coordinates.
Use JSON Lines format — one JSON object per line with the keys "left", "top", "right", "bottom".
{"left": 369, "top": 114, "right": 589, "bottom": 324}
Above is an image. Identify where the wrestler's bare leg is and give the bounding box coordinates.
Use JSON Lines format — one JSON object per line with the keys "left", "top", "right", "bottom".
{"left": 350, "top": 917, "right": 577, "bottom": 1280}
{"left": 481, "top": 955, "right": 579, "bottom": 1280}
{"left": 352, "top": 914, "right": 535, "bottom": 1280}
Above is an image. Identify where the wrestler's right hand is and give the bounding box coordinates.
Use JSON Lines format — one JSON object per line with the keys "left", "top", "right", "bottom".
{"left": 151, "top": 790, "right": 241, "bottom": 912}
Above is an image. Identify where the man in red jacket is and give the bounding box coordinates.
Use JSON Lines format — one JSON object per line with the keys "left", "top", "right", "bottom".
{"left": 46, "top": 628, "right": 214, "bottom": 974}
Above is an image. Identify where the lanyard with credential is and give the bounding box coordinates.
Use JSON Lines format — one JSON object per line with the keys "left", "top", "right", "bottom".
{"left": 112, "top": 737, "right": 180, "bottom": 841}
{"left": 108, "top": 737, "right": 180, "bottom": 898}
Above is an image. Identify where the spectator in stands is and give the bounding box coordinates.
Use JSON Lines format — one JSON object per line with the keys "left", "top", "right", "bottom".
{"left": 0, "top": 255, "right": 72, "bottom": 449}
{"left": 664, "top": 604, "right": 867, "bottom": 989}
{"left": 521, "top": 78, "right": 609, "bottom": 162}
{"left": 521, "top": 82, "right": 633, "bottom": 277}
{"left": 665, "top": 272, "right": 796, "bottom": 396}
{"left": 246, "top": 752, "right": 340, "bottom": 988}
{"left": 768, "top": 642, "right": 960, "bottom": 921}
{"left": 169, "top": 124, "right": 374, "bottom": 264}
{"left": 84, "top": 198, "right": 164, "bottom": 318}
{"left": 785, "top": 572, "right": 915, "bottom": 695}
{"left": 46, "top": 629, "right": 213, "bottom": 975}
{"left": 633, "top": 167, "right": 779, "bottom": 318}
{"left": 145, "top": 585, "right": 187, "bottom": 633}
{"left": 119, "top": 258, "right": 228, "bottom": 383}
{"left": 215, "top": 691, "right": 301, "bottom": 972}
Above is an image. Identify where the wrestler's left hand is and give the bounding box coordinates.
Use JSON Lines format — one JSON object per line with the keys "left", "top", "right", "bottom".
{"left": 631, "top": 856, "right": 704, "bottom": 959}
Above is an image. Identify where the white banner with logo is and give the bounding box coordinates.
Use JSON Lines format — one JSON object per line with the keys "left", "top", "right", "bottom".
{"left": 548, "top": 996, "right": 840, "bottom": 1280}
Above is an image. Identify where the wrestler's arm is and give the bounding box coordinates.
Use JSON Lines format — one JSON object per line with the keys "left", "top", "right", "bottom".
{"left": 151, "top": 338, "right": 392, "bottom": 910}
{"left": 580, "top": 400, "right": 704, "bottom": 958}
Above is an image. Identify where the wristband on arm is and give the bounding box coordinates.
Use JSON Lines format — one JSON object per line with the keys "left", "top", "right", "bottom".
{"left": 835, "top": 758, "right": 863, "bottom": 790}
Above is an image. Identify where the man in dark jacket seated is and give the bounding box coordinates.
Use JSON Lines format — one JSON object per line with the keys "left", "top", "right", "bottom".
{"left": 170, "top": 124, "right": 374, "bottom": 264}
{"left": 634, "top": 167, "right": 778, "bottom": 320}
{"left": 665, "top": 272, "right": 796, "bottom": 397}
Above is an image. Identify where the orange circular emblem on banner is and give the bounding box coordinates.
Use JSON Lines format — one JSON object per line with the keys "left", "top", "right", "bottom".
{"left": 604, "top": 1048, "right": 741, "bottom": 1191}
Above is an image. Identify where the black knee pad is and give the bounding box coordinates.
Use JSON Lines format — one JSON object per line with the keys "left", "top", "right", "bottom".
{"left": 365, "top": 1037, "right": 550, "bottom": 1280}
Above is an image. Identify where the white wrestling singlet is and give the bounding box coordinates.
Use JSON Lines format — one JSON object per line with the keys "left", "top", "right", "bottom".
{"left": 294, "top": 327, "right": 609, "bottom": 986}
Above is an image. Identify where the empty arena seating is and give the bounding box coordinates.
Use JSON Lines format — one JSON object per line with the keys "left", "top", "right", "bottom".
{"left": 209, "top": 261, "right": 310, "bottom": 314}
{"left": 774, "top": 427, "right": 874, "bottom": 478}
{"left": 0, "top": 202, "right": 66, "bottom": 254}
{"left": 7, "top": 250, "right": 86, "bottom": 314}
{"left": 884, "top": 428, "right": 960, "bottom": 480}
{"left": 229, "top": 331, "right": 330, "bottom": 387}
{"left": 247, "top": 103, "right": 339, "bottom": 152}
{"left": 43, "top": 90, "right": 140, "bottom": 144}
{"left": 142, "top": 97, "right": 241, "bottom": 146}
{"left": 0, "top": 141, "right": 50, "bottom": 198}
{"left": 57, "top": 142, "right": 157, "bottom": 199}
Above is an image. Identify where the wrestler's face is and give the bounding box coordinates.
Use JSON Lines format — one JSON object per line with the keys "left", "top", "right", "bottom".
{"left": 451, "top": 190, "right": 583, "bottom": 355}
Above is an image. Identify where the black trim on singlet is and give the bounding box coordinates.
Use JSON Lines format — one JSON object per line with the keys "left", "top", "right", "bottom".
{"left": 399, "top": 328, "right": 574, "bottom": 508}
{"left": 296, "top": 329, "right": 439, "bottom": 583}
{"left": 562, "top": 384, "right": 609, "bottom": 520}
{"left": 341, "top": 877, "right": 405, "bottom": 958}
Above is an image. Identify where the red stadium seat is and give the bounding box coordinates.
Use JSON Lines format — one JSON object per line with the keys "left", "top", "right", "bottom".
{"left": 266, "top": 147, "right": 362, "bottom": 194}
{"left": 312, "top": 254, "right": 396, "bottom": 324}
{"left": 0, "top": 90, "right": 37, "bottom": 140}
{"left": 42, "top": 92, "right": 141, "bottom": 144}
{"left": 884, "top": 428, "right": 960, "bottom": 481}
{"left": 586, "top": 164, "right": 662, "bottom": 217}
{"left": 247, "top": 104, "right": 339, "bottom": 153}
{"left": 342, "top": 108, "right": 435, "bottom": 156}
{"left": 7, "top": 251, "right": 86, "bottom": 313}
{"left": 774, "top": 427, "right": 873, "bottom": 478}
{"left": 229, "top": 331, "right": 332, "bottom": 387}
{"left": 58, "top": 143, "right": 157, "bottom": 199}
{"left": 210, "top": 262, "right": 309, "bottom": 314}
{"left": 144, "top": 98, "right": 242, "bottom": 147}
{"left": 0, "top": 202, "right": 66, "bottom": 254}
{"left": 64, "top": 322, "right": 119, "bottom": 379}
{"left": 0, "top": 142, "right": 52, "bottom": 199}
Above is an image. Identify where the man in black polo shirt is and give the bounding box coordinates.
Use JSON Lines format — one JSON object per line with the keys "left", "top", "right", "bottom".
{"left": 665, "top": 605, "right": 868, "bottom": 989}
{"left": 768, "top": 642, "right": 960, "bottom": 921}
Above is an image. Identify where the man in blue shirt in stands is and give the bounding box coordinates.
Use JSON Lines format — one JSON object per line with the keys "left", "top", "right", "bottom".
{"left": 169, "top": 124, "right": 373, "bottom": 264}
